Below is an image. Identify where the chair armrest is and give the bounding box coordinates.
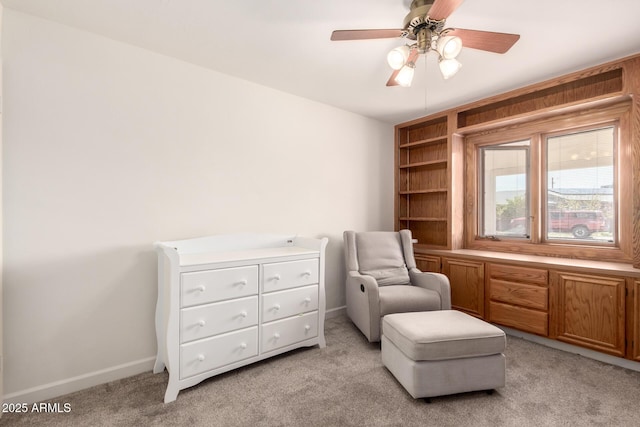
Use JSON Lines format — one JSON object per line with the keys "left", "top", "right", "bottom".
{"left": 346, "top": 271, "right": 381, "bottom": 341}
{"left": 409, "top": 268, "right": 452, "bottom": 310}
{"left": 347, "top": 271, "right": 380, "bottom": 306}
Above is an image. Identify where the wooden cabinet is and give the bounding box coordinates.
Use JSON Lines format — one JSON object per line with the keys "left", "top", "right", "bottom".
{"left": 550, "top": 271, "right": 626, "bottom": 357}
{"left": 442, "top": 257, "right": 484, "bottom": 318}
{"left": 415, "top": 255, "right": 440, "bottom": 273}
{"left": 395, "top": 115, "right": 449, "bottom": 248}
{"left": 487, "top": 263, "right": 549, "bottom": 336}
{"left": 154, "top": 234, "right": 328, "bottom": 402}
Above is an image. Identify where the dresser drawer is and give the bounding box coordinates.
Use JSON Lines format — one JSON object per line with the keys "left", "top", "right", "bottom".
{"left": 262, "top": 285, "right": 319, "bottom": 323}
{"left": 180, "top": 326, "right": 258, "bottom": 379}
{"left": 181, "top": 265, "right": 258, "bottom": 307}
{"left": 181, "top": 296, "right": 258, "bottom": 343}
{"left": 262, "top": 259, "right": 319, "bottom": 292}
{"left": 489, "top": 279, "right": 548, "bottom": 310}
{"left": 489, "top": 263, "right": 548, "bottom": 286}
{"left": 261, "top": 311, "right": 318, "bottom": 353}
{"left": 489, "top": 301, "right": 548, "bottom": 336}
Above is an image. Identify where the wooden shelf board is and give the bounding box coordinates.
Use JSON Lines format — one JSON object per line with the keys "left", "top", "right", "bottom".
{"left": 399, "top": 136, "right": 447, "bottom": 149}
{"left": 399, "top": 217, "right": 447, "bottom": 222}
{"left": 399, "top": 189, "right": 448, "bottom": 195}
{"left": 399, "top": 159, "right": 447, "bottom": 169}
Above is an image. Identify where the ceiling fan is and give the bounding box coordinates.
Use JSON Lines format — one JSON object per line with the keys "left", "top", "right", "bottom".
{"left": 330, "top": 0, "right": 520, "bottom": 87}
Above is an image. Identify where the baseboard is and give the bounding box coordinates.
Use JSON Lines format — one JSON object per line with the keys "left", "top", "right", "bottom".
{"left": 500, "top": 326, "right": 640, "bottom": 372}
{"left": 326, "top": 305, "right": 346, "bottom": 319}
{"left": 3, "top": 356, "right": 156, "bottom": 405}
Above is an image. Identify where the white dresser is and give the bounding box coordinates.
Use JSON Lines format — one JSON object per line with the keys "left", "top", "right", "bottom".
{"left": 153, "top": 233, "right": 328, "bottom": 403}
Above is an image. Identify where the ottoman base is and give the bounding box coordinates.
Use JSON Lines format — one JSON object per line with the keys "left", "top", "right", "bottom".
{"left": 381, "top": 334, "right": 506, "bottom": 399}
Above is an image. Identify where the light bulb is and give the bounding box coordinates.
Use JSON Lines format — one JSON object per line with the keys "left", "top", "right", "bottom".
{"left": 436, "top": 35, "right": 463, "bottom": 59}
{"left": 439, "top": 57, "right": 461, "bottom": 79}
{"left": 387, "top": 46, "right": 410, "bottom": 70}
{"left": 395, "top": 63, "right": 415, "bottom": 87}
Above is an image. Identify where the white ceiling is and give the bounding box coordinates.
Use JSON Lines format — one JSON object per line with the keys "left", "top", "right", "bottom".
{"left": 3, "top": 0, "right": 640, "bottom": 124}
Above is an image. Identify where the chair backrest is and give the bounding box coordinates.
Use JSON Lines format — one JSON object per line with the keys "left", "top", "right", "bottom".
{"left": 344, "top": 230, "right": 417, "bottom": 286}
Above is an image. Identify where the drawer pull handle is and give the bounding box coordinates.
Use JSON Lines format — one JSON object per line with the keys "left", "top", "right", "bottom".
{"left": 197, "top": 354, "right": 205, "bottom": 362}
{"left": 236, "top": 280, "right": 247, "bottom": 286}
{"left": 304, "top": 325, "right": 311, "bottom": 331}
{"left": 239, "top": 311, "right": 248, "bottom": 318}
{"left": 198, "top": 320, "right": 206, "bottom": 327}
{"left": 196, "top": 285, "right": 206, "bottom": 292}
{"left": 303, "top": 271, "right": 311, "bottom": 277}
{"left": 240, "top": 342, "right": 247, "bottom": 349}
{"left": 273, "top": 274, "right": 281, "bottom": 281}
{"left": 274, "top": 332, "right": 280, "bottom": 339}
{"left": 273, "top": 304, "right": 281, "bottom": 311}
{"left": 304, "top": 297, "right": 312, "bottom": 303}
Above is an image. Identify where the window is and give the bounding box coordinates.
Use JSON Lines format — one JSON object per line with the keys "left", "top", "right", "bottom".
{"left": 479, "top": 141, "right": 530, "bottom": 238}
{"left": 545, "top": 127, "right": 615, "bottom": 242}
{"left": 465, "top": 103, "right": 631, "bottom": 262}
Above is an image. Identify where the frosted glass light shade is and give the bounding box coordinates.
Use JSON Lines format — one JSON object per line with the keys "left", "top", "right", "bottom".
{"left": 395, "top": 64, "right": 415, "bottom": 87}
{"left": 439, "top": 57, "right": 461, "bottom": 79}
{"left": 387, "top": 45, "right": 410, "bottom": 70}
{"left": 436, "top": 35, "right": 462, "bottom": 59}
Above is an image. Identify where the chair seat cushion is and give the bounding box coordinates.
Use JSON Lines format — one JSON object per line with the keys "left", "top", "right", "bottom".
{"left": 382, "top": 310, "right": 506, "bottom": 361}
{"left": 378, "top": 285, "right": 441, "bottom": 317}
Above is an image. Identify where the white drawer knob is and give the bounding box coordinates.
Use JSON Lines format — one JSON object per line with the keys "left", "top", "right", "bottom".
{"left": 196, "top": 285, "right": 206, "bottom": 292}
{"left": 274, "top": 332, "right": 280, "bottom": 339}
{"left": 273, "top": 304, "right": 281, "bottom": 311}
{"left": 237, "top": 280, "right": 247, "bottom": 286}
{"left": 240, "top": 342, "right": 247, "bottom": 349}
{"left": 304, "top": 325, "right": 311, "bottom": 331}
{"left": 198, "top": 320, "right": 206, "bottom": 327}
{"left": 273, "top": 274, "right": 281, "bottom": 281}
{"left": 303, "top": 271, "right": 311, "bottom": 277}
{"left": 197, "top": 354, "right": 205, "bottom": 362}
{"left": 304, "top": 297, "right": 312, "bottom": 303}
{"left": 240, "top": 311, "right": 248, "bottom": 318}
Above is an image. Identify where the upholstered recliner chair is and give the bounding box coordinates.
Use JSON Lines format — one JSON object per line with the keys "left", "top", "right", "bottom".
{"left": 343, "top": 230, "right": 451, "bottom": 342}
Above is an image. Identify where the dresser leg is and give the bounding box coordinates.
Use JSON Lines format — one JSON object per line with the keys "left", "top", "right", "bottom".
{"left": 164, "top": 382, "right": 179, "bottom": 403}
{"left": 153, "top": 357, "right": 165, "bottom": 374}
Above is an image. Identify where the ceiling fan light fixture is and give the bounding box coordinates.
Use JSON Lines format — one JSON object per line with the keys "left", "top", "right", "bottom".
{"left": 439, "top": 57, "right": 462, "bottom": 79}
{"left": 395, "top": 62, "right": 416, "bottom": 87}
{"left": 387, "top": 45, "right": 410, "bottom": 70}
{"left": 436, "top": 35, "right": 463, "bottom": 59}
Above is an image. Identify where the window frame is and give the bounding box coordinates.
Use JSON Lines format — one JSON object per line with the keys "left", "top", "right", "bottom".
{"left": 463, "top": 101, "right": 632, "bottom": 262}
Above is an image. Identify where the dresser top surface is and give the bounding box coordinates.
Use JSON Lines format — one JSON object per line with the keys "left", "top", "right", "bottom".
{"left": 177, "top": 246, "right": 319, "bottom": 267}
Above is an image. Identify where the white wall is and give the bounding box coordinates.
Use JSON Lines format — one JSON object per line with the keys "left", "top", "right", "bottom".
{"left": 2, "top": 10, "right": 393, "bottom": 402}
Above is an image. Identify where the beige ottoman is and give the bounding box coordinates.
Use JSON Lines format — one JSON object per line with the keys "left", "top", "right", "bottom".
{"left": 381, "top": 310, "right": 506, "bottom": 399}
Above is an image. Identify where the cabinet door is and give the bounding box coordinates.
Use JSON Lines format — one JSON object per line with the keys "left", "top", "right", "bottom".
{"left": 630, "top": 280, "right": 640, "bottom": 361}
{"left": 550, "top": 271, "right": 625, "bottom": 357}
{"left": 415, "top": 255, "right": 441, "bottom": 273}
{"left": 442, "top": 258, "right": 484, "bottom": 318}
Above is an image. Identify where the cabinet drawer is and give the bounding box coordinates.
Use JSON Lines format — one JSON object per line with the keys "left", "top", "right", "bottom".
{"left": 261, "top": 311, "right": 318, "bottom": 353}
{"left": 489, "top": 301, "right": 548, "bottom": 336}
{"left": 181, "top": 296, "right": 258, "bottom": 343}
{"left": 489, "top": 279, "right": 548, "bottom": 310}
{"left": 262, "top": 285, "right": 319, "bottom": 323}
{"left": 181, "top": 265, "right": 258, "bottom": 307}
{"left": 489, "top": 264, "right": 548, "bottom": 286}
{"left": 180, "top": 327, "right": 258, "bottom": 379}
{"left": 262, "top": 259, "right": 319, "bottom": 292}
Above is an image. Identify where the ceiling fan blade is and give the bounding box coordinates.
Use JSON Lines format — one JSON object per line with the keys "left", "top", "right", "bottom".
{"left": 448, "top": 28, "right": 520, "bottom": 54}
{"left": 331, "top": 29, "right": 404, "bottom": 41}
{"left": 386, "top": 70, "right": 401, "bottom": 87}
{"left": 386, "top": 49, "right": 420, "bottom": 87}
{"left": 428, "top": 0, "right": 466, "bottom": 20}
